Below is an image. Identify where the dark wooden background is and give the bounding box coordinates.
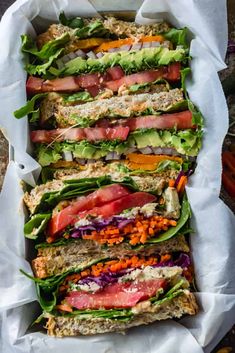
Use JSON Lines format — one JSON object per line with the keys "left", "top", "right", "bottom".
{"left": 0, "top": 1, "right": 234, "bottom": 352}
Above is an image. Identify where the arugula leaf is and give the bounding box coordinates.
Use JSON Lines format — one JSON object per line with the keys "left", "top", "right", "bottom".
{"left": 14, "top": 93, "right": 47, "bottom": 120}
{"left": 147, "top": 194, "right": 191, "bottom": 243}
{"left": 59, "top": 12, "right": 84, "bottom": 29}
{"left": 24, "top": 213, "right": 51, "bottom": 239}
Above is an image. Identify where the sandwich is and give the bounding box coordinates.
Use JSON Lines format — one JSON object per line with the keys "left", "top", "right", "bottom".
{"left": 14, "top": 14, "right": 203, "bottom": 168}
{"left": 17, "top": 13, "right": 201, "bottom": 337}
{"left": 22, "top": 175, "right": 197, "bottom": 336}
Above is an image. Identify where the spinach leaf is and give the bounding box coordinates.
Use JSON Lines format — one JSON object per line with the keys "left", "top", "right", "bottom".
{"left": 59, "top": 12, "right": 84, "bottom": 29}
{"left": 147, "top": 194, "right": 191, "bottom": 243}
{"left": 75, "top": 20, "right": 110, "bottom": 39}
{"left": 24, "top": 213, "right": 51, "bottom": 239}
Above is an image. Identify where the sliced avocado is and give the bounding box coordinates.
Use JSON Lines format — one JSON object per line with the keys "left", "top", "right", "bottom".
{"left": 63, "top": 56, "right": 87, "bottom": 75}
{"left": 160, "top": 130, "right": 172, "bottom": 145}
{"left": 133, "top": 130, "right": 163, "bottom": 149}
{"left": 72, "top": 143, "right": 95, "bottom": 159}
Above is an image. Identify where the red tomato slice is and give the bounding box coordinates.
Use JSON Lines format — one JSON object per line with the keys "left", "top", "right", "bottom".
{"left": 42, "top": 76, "right": 80, "bottom": 92}
{"left": 26, "top": 64, "right": 181, "bottom": 95}
{"left": 166, "top": 62, "right": 182, "bottom": 81}
{"left": 106, "top": 66, "right": 125, "bottom": 80}
{"left": 79, "top": 192, "right": 157, "bottom": 219}
{"left": 65, "top": 279, "right": 166, "bottom": 309}
{"left": 76, "top": 73, "right": 100, "bottom": 88}
{"left": 104, "top": 68, "right": 166, "bottom": 92}
{"left": 95, "top": 111, "right": 194, "bottom": 130}
{"left": 66, "top": 291, "right": 144, "bottom": 309}
{"left": 26, "top": 76, "right": 44, "bottom": 95}
{"left": 47, "top": 184, "right": 131, "bottom": 236}
{"left": 30, "top": 126, "right": 129, "bottom": 143}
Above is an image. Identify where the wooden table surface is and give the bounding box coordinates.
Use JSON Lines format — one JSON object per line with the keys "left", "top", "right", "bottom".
{"left": 0, "top": 1, "right": 234, "bottom": 352}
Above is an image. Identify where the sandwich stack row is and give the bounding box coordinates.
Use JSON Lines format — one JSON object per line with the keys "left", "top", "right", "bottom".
{"left": 16, "top": 14, "right": 202, "bottom": 337}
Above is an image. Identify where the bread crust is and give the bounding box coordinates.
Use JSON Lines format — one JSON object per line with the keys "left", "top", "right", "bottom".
{"left": 46, "top": 291, "right": 198, "bottom": 337}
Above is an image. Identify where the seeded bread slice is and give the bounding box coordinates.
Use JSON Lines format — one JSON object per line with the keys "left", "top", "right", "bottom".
{"left": 45, "top": 290, "right": 198, "bottom": 337}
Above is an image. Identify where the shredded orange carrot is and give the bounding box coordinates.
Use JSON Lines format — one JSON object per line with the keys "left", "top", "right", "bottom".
{"left": 82, "top": 215, "right": 177, "bottom": 246}
{"left": 176, "top": 176, "right": 188, "bottom": 194}
{"left": 160, "top": 254, "right": 171, "bottom": 262}
{"left": 95, "top": 35, "right": 165, "bottom": 53}
{"left": 169, "top": 179, "right": 175, "bottom": 188}
{"left": 59, "top": 254, "right": 163, "bottom": 292}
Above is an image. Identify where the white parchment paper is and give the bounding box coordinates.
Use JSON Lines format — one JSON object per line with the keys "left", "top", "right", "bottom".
{"left": 0, "top": 0, "right": 235, "bottom": 352}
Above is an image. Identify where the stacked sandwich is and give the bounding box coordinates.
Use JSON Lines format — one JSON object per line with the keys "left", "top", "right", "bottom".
{"left": 16, "top": 14, "right": 202, "bottom": 337}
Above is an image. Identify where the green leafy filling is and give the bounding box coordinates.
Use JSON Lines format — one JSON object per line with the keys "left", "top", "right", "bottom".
{"left": 35, "top": 128, "right": 202, "bottom": 167}
{"left": 21, "top": 34, "right": 70, "bottom": 76}
{"left": 147, "top": 194, "right": 190, "bottom": 244}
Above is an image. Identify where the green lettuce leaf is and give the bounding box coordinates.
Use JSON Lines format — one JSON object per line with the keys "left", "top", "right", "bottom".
{"left": 14, "top": 93, "right": 47, "bottom": 120}
{"left": 180, "top": 68, "right": 204, "bottom": 127}
{"left": 21, "top": 33, "right": 70, "bottom": 76}
{"left": 164, "top": 28, "right": 188, "bottom": 49}
{"left": 37, "top": 145, "right": 62, "bottom": 166}
{"left": 21, "top": 33, "right": 69, "bottom": 60}
{"left": 25, "top": 48, "right": 64, "bottom": 76}
{"left": 129, "top": 79, "right": 170, "bottom": 93}
{"left": 63, "top": 91, "right": 93, "bottom": 104}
